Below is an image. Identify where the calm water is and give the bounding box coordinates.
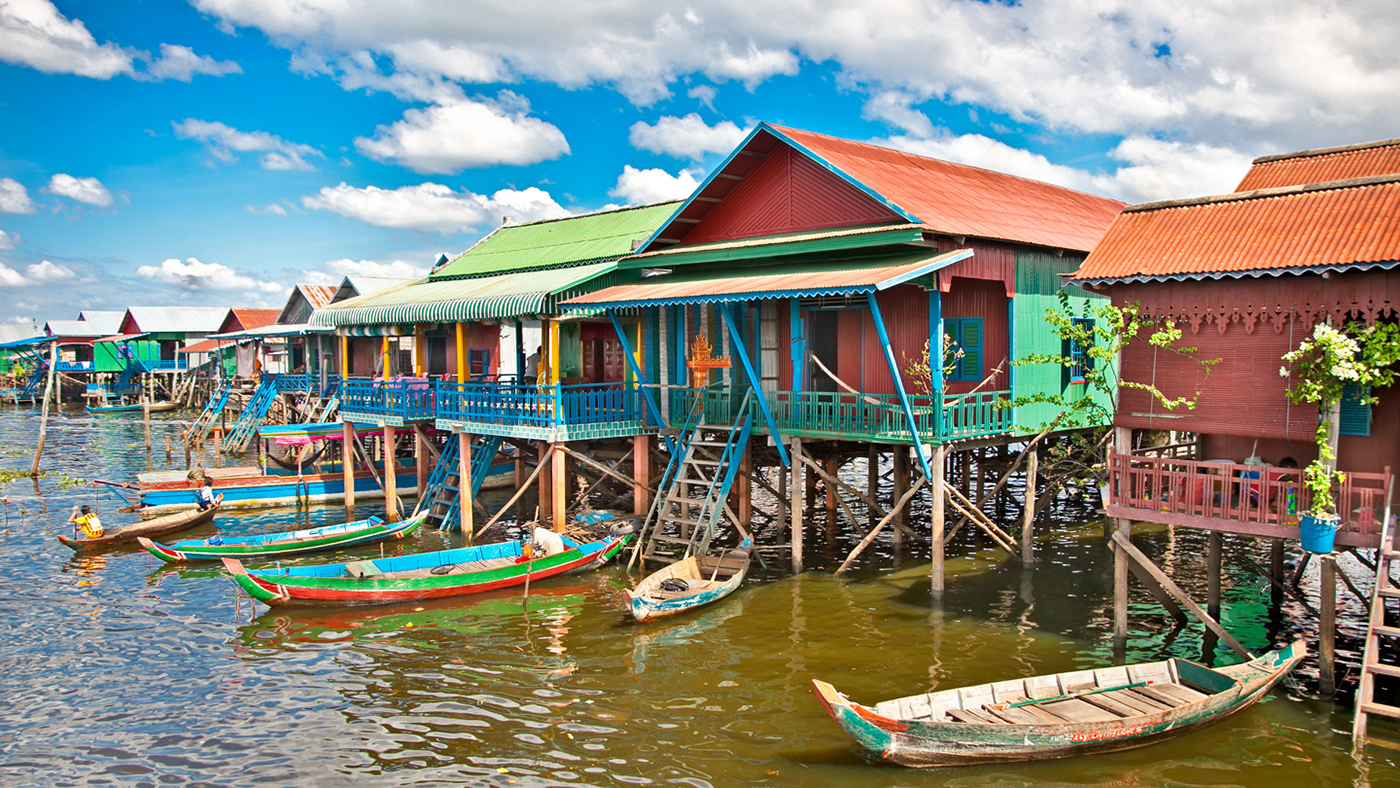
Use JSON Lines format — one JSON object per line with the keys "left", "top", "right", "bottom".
{"left": 1, "top": 405, "right": 1397, "bottom": 787}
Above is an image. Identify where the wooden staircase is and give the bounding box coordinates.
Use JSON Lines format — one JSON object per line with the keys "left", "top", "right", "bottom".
{"left": 417, "top": 434, "right": 503, "bottom": 531}
{"left": 634, "top": 388, "right": 753, "bottom": 566}
{"left": 1354, "top": 477, "right": 1399, "bottom": 748}
{"left": 223, "top": 377, "right": 280, "bottom": 453}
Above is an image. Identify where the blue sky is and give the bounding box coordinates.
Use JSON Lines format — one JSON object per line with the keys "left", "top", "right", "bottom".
{"left": 2, "top": 0, "right": 1397, "bottom": 327}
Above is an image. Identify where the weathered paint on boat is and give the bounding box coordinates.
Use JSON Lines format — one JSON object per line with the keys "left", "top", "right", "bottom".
{"left": 224, "top": 533, "right": 629, "bottom": 607}
{"left": 812, "top": 639, "right": 1305, "bottom": 767}
{"left": 625, "top": 539, "right": 752, "bottom": 622}
{"left": 85, "top": 402, "right": 179, "bottom": 414}
{"left": 56, "top": 505, "right": 217, "bottom": 551}
{"left": 137, "top": 511, "right": 425, "bottom": 563}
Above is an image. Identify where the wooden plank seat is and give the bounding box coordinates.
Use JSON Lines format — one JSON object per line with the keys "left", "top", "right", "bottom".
{"left": 934, "top": 680, "right": 1203, "bottom": 725}
{"left": 379, "top": 556, "right": 518, "bottom": 579}
{"left": 643, "top": 579, "right": 722, "bottom": 601}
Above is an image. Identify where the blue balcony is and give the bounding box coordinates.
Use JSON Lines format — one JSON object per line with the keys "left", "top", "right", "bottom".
{"left": 338, "top": 377, "right": 436, "bottom": 426}
{"left": 55, "top": 361, "right": 95, "bottom": 372}
{"left": 435, "top": 379, "right": 644, "bottom": 441}
{"left": 146, "top": 359, "right": 188, "bottom": 372}
{"left": 273, "top": 373, "right": 320, "bottom": 393}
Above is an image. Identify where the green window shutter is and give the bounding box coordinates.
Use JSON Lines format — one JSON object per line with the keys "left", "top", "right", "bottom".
{"left": 959, "top": 319, "right": 982, "bottom": 382}
{"left": 1339, "top": 384, "right": 1371, "bottom": 437}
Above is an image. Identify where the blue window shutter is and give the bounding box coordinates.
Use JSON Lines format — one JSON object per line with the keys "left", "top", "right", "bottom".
{"left": 1339, "top": 384, "right": 1371, "bottom": 437}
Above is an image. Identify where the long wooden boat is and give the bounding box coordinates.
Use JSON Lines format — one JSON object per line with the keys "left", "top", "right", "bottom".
{"left": 624, "top": 538, "right": 752, "bottom": 622}
{"left": 223, "top": 532, "right": 630, "bottom": 607}
{"left": 137, "top": 511, "right": 426, "bottom": 563}
{"left": 85, "top": 401, "right": 179, "bottom": 414}
{"left": 57, "top": 505, "right": 218, "bottom": 551}
{"left": 813, "top": 639, "right": 1305, "bottom": 767}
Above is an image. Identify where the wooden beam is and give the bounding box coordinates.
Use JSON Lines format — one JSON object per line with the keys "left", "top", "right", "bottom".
{"left": 1321, "top": 554, "right": 1337, "bottom": 695}
{"left": 474, "top": 444, "right": 554, "bottom": 540}
{"left": 1021, "top": 449, "right": 1037, "bottom": 565}
{"left": 459, "top": 432, "right": 474, "bottom": 539}
{"left": 943, "top": 481, "right": 1017, "bottom": 555}
{"left": 559, "top": 445, "right": 655, "bottom": 494}
{"left": 835, "top": 476, "right": 927, "bottom": 575}
{"left": 383, "top": 425, "right": 398, "bottom": 523}
{"left": 1108, "top": 542, "right": 1188, "bottom": 624}
{"left": 1110, "top": 531, "right": 1254, "bottom": 661}
{"left": 795, "top": 451, "right": 916, "bottom": 538}
{"left": 791, "top": 437, "right": 804, "bottom": 573}
{"left": 633, "top": 434, "right": 652, "bottom": 514}
{"left": 552, "top": 443, "right": 567, "bottom": 532}
{"left": 341, "top": 421, "right": 355, "bottom": 519}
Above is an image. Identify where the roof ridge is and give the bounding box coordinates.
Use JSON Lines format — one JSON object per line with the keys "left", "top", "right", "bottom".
{"left": 1252, "top": 137, "right": 1400, "bottom": 165}
{"left": 1123, "top": 172, "right": 1400, "bottom": 213}
{"left": 494, "top": 199, "right": 682, "bottom": 231}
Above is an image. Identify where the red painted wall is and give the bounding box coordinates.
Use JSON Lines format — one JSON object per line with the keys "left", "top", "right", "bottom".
{"left": 938, "top": 239, "right": 1017, "bottom": 297}
{"left": 861, "top": 285, "right": 932, "bottom": 397}
{"left": 678, "top": 146, "right": 902, "bottom": 246}
{"left": 942, "top": 277, "right": 1010, "bottom": 395}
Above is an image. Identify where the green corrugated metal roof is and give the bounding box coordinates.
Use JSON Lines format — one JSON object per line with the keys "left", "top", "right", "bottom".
{"left": 431, "top": 202, "right": 680, "bottom": 280}
{"left": 311, "top": 261, "right": 620, "bottom": 327}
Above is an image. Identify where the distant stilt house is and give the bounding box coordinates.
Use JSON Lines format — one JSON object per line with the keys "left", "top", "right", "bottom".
{"left": 97, "top": 306, "right": 232, "bottom": 375}
{"left": 180, "top": 308, "right": 281, "bottom": 378}
{"left": 560, "top": 123, "right": 1125, "bottom": 575}
{"left": 1072, "top": 137, "right": 1400, "bottom": 550}
{"left": 309, "top": 202, "right": 680, "bottom": 526}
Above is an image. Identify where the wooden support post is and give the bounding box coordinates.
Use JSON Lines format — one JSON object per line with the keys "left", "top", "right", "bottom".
{"left": 791, "top": 437, "right": 804, "bottom": 573}
{"left": 777, "top": 458, "right": 788, "bottom": 538}
{"left": 459, "top": 432, "right": 474, "bottom": 539}
{"left": 1320, "top": 554, "right": 1337, "bottom": 695}
{"left": 30, "top": 342, "right": 57, "bottom": 475}
{"left": 551, "top": 442, "right": 567, "bottom": 532}
{"left": 634, "top": 434, "right": 652, "bottom": 515}
{"left": 824, "top": 456, "right": 839, "bottom": 519}
{"left": 415, "top": 427, "right": 430, "bottom": 498}
{"left": 1111, "top": 531, "right": 1253, "bottom": 660}
{"left": 1207, "top": 532, "right": 1223, "bottom": 620}
{"left": 383, "top": 425, "right": 398, "bottom": 523}
{"left": 341, "top": 422, "right": 355, "bottom": 518}
{"left": 737, "top": 442, "right": 752, "bottom": 526}
{"left": 893, "top": 447, "right": 909, "bottom": 542}
{"left": 1021, "top": 449, "right": 1037, "bottom": 565}
{"left": 867, "top": 444, "right": 880, "bottom": 529}
{"left": 1113, "top": 426, "right": 1131, "bottom": 644}
{"left": 213, "top": 431, "right": 222, "bottom": 469}
{"left": 1270, "top": 539, "right": 1286, "bottom": 606}
{"left": 537, "top": 442, "right": 551, "bottom": 527}
{"left": 931, "top": 444, "right": 946, "bottom": 598}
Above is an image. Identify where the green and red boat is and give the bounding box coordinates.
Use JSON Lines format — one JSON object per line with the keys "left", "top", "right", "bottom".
{"left": 223, "top": 531, "right": 629, "bottom": 607}
{"left": 137, "top": 511, "right": 426, "bottom": 563}
{"left": 813, "top": 639, "right": 1305, "bottom": 767}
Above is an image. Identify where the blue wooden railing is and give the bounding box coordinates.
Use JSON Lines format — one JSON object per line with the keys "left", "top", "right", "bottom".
{"left": 340, "top": 377, "right": 436, "bottom": 422}
{"left": 435, "top": 380, "right": 643, "bottom": 431}
{"left": 55, "top": 361, "right": 94, "bottom": 372}
{"left": 274, "top": 373, "right": 319, "bottom": 393}
{"left": 146, "top": 359, "right": 187, "bottom": 371}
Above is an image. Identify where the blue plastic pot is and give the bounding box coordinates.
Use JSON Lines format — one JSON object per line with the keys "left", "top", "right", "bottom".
{"left": 1299, "top": 513, "right": 1340, "bottom": 554}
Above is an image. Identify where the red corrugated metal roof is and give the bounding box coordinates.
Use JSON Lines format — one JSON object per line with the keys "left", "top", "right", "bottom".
{"left": 180, "top": 338, "right": 227, "bottom": 354}
{"left": 298, "top": 285, "right": 337, "bottom": 309}
{"left": 1237, "top": 138, "right": 1400, "bottom": 191}
{"left": 1072, "top": 175, "right": 1400, "bottom": 282}
{"left": 773, "top": 125, "right": 1125, "bottom": 253}
{"left": 228, "top": 308, "right": 281, "bottom": 331}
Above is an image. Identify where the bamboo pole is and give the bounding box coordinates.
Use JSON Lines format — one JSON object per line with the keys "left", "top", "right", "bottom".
{"left": 474, "top": 445, "right": 553, "bottom": 540}
{"left": 29, "top": 342, "right": 57, "bottom": 476}
{"left": 1021, "top": 449, "right": 1037, "bottom": 565}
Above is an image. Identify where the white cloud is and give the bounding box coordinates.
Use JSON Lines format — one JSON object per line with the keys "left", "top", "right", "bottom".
{"left": 24, "top": 259, "right": 75, "bottom": 282}
{"left": 0, "top": 230, "right": 17, "bottom": 250}
{"left": 142, "top": 43, "right": 241, "bottom": 81}
{"left": 687, "top": 85, "right": 717, "bottom": 111}
{"left": 863, "top": 92, "right": 935, "bottom": 138}
{"left": 629, "top": 113, "right": 749, "bottom": 160}
{"left": 303, "top": 182, "right": 569, "bottom": 234}
{"left": 0, "top": 262, "right": 27, "bottom": 286}
{"left": 136, "top": 257, "right": 283, "bottom": 293}
{"left": 354, "top": 92, "right": 569, "bottom": 174}
{"left": 47, "top": 174, "right": 112, "bottom": 207}
{"left": 0, "top": 178, "right": 35, "bottom": 214}
{"left": 309, "top": 258, "right": 431, "bottom": 285}
{"left": 610, "top": 165, "right": 700, "bottom": 205}
{"left": 880, "top": 130, "right": 1252, "bottom": 204}
{"left": 173, "top": 119, "right": 323, "bottom": 171}
{"left": 0, "top": 1, "right": 240, "bottom": 82}
{"left": 244, "top": 202, "right": 289, "bottom": 216}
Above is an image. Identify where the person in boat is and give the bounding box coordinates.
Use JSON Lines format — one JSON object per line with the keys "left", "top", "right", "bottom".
{"left": 195, "top": 481, "right": 223, "bottom": 511}
{"left": 68, "top": 505, "right": 103, "bottom": 538}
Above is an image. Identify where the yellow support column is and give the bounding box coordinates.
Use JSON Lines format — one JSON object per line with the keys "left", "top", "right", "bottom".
{"left": 339, "top": 335, "right": 349, "bottom": 379}
{"left": 413, "top": 325, "right": 425, "bottom": 376}
{"left": 455, "top": 323, "right": 466, "bottom": 384}
{"left": 547, "top": 319, "right": 560, "bottom": 384}
{"left": 380, "top": 337, "right": 391, "bottom": 378}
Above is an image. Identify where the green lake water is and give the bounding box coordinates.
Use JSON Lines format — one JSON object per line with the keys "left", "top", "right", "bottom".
{"left": 1, "top": 405, "right": 1397, "bottom": 787}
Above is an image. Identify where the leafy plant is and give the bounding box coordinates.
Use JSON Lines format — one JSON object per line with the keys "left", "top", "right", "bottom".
{"left": 901, "top": 333, "right": 963, "bottom": 397}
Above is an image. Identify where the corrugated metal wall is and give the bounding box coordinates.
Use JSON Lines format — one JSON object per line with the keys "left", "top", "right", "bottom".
{"left": 942, "top": 277, "right": 1009, "bottom": 395}
{"left": 679, "top": 146, "right": 901, "bottom": 246}
{"left": 861, "top": 284, "right": 931, "bottom": 396}
{"left": 1013, "top": 250, "right": 1112, "bottom": 431}
{"left": 938, "top": 238, "right": 1017, "bottom": 296}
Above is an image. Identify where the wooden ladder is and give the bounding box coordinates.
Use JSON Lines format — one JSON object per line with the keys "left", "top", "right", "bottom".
{"left": 1354, "top": 474, "right": 1398, "bottom": 748}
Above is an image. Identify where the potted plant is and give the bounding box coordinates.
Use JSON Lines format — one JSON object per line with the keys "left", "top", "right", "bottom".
{"left": 1280, "top": 322, "right": 1400, "bottom": 553}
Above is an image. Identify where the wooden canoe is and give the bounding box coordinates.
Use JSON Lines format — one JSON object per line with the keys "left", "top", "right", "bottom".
{"left": 223, "top": 533, "right": 629, "bottom": 607}
{"left": 137, "top": 511, "right": 426, "bottom": 563}
{"left": 57, "top": 505, "right": 218, "bottom": 551}
{"left": 85, "top": 402, "right": 179, "bottom": 414}
{"left": 813, "top": 639, "right": 1305, "bottom": 767}
{"left": 624, "top": 538, "right": 752, "bottom": 622}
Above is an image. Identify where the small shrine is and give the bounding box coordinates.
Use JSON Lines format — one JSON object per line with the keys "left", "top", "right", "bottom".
{"left": 686, "top": 332, "right": 730, "bottom": 388}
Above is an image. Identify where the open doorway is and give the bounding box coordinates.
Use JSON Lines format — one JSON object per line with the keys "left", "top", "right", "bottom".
{"left": 808, "top": 310, "right": 839, "bottom": 392}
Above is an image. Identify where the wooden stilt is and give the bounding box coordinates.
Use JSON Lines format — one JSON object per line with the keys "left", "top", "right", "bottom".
{"left": 551, "top": 442, "right": 567, "bottom": 532}
{"left": 791, "top": 437, "right": 804, "bottom": 573}
{"left": 634, "top": 434, "right": 651, "bottom": 515}
{"left": 1113, "top": 427, "right": 1132, "bottom": 644}
{"left": 1207, "top": 532, "right": 1223, "bottom": 620}
{"left": 1270, "top": 539, "right": 1286, "bottom": 606}
{"left": 213, "top": 431, "right": 222, "bottom": 469}
{"left": 341, "top": 421, "right": 355, "bottom": 518}
{"left": 415, "top": 427, "right": 430, "bottom": 498}
{"left": 867, "top": 444, "right": 880, "bottom": 530}
{"left": 30, "top": 341, "right": 57, "bottom": 476}
{"left": 537, "top": 442, "right": 551, "bottom": 527}
{"left": 931, "top": 444, "right": 946, "bottom": 598}
{"left": 738, "top": 442, "right": 753, "bottom": 526}
{"left": 893, "top": 447, "right": 909, "bottom": 542}
{"left": 777, "top": 459, "right": 788, "bottom": 540}
{"left": 515, "top": 449, "right": 526, "bottom": 520}
{"left": 1321, "top": 554, "right": 1337, "bottom": 695}
{"left": 824, "top": 457, "right": 839, "bottom": 518}
{"left": 835, "top": 477, "right": 927, "bottom": 574}
{"left": 459, "top": 432, "right": 474, "bottom": 540}
{"left": 1021, "top": 449, "right": 1037, "bottom": 565}
{"left": 383, "top": 424, "right": 398, "bottom": 523}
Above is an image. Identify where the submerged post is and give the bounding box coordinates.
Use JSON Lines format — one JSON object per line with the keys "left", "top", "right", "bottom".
{"left": 1113, "top": 427, "right": 1132, "bottom": 644}
{"left": 30, "top": 341, "right": 58, "bottom": 476}
{"left": 459, "top": 432, "right": 474, "bottom": 539}
{"left": 1321, "top": 554, "right": 1337, "bottom": 695}
{"left": 931, "top": 444, "right": 946, "bottom": 598}
{"left": 1021, "top": 449, "right": 1038, "bottom": 565}
{"left": 551, "top": 442, "right": 567, "bottom": 533}
{"left": 790, "top": 437, "right": 804, "bottom": 573}
{"left": 634, "top": 434, "right": 651, "bottom": 515}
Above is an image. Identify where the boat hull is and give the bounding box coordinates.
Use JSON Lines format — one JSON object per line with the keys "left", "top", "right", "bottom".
{"left": 813, "top": 640, "right": 1305, "bottom": 767}
{"left": 625, "top": 548, "right": 750, "bottom": 622}
{"left": 225, "top": 535, "right": 628, "bottom": 607}
{"left": 57, "top": 506, "right": 217, "bottom": 551}
{"left": 138, "top": 512, "right": 425, "bottom": 562}
{"left": 86, "top": 402, "right": 179, "bottom": 414}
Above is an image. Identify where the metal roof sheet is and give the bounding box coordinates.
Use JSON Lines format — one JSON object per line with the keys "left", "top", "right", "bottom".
{"left": 44, "top": 319, "right": 109, "bottom": 338}
{"left": 75, "top": 311, "right": 125, "bottom": 334}
{"left": 1071, "top": 176, "right": 1400, "bottom": 283}
{"left": 123, "top": 306, "right": 231, "bottom": 333}
{"left": 311, "top": 261, "right": 621, "bottom": 327}
{"left": 432, "top": 202, "right": 679, "bottom": 280}
{"left": 562, "top": 248, "right": 972, "bottom": 309}
{"left": 1238, "top": 138, "right": 1400, "bottom": 191}
{"left": 297, "top": 284, "right": 337, "bottom": 309}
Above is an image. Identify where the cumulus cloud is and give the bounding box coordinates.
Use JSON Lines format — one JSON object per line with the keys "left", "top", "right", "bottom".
{"left": 0, "top": 1, "right": 238, "bottom": 81}
{"left": 136, "top": 257, "right": 283, "bottom": 293}
{"left": 47, "top": 174, "right": 113, "bottom": 207}
{"left": 629, "top": 113, "right": 749, "bottom": 160}
{"left": 610, "top": 165, "right": 700, "bottom": 205}
{"left": 303, "top": 182, "right": 569, "bottom": 234}
{"left": 245, "top": 202, "right": 289, "bottom": 216}
{"left": 687, "top": 85, "right": 718, "bottom": 111}
{"left": 0, "top": 179, "right": 35, "bottom": 214}
{"left": 24, "top": 259, "right": 75, "bottom": 282}
{"left": 0, "top": 262, "right": 26, "bottom": 286}
{"left": 174, "top": 119, "right": 323, "bottom": 171}
{"left": 0, "top": 230, "right": 17, "bottom": 250}
{"left": 142, "top": 43, "right": 242, "bottom": 82}
{"left": 863, "top": 92, "right": 935, "bottom": 138}
{"left": 307, "top": 258, "right": 431, "bottom": 285}
{"left": 354, "top": 92, "right": 569, "bottom": 174}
